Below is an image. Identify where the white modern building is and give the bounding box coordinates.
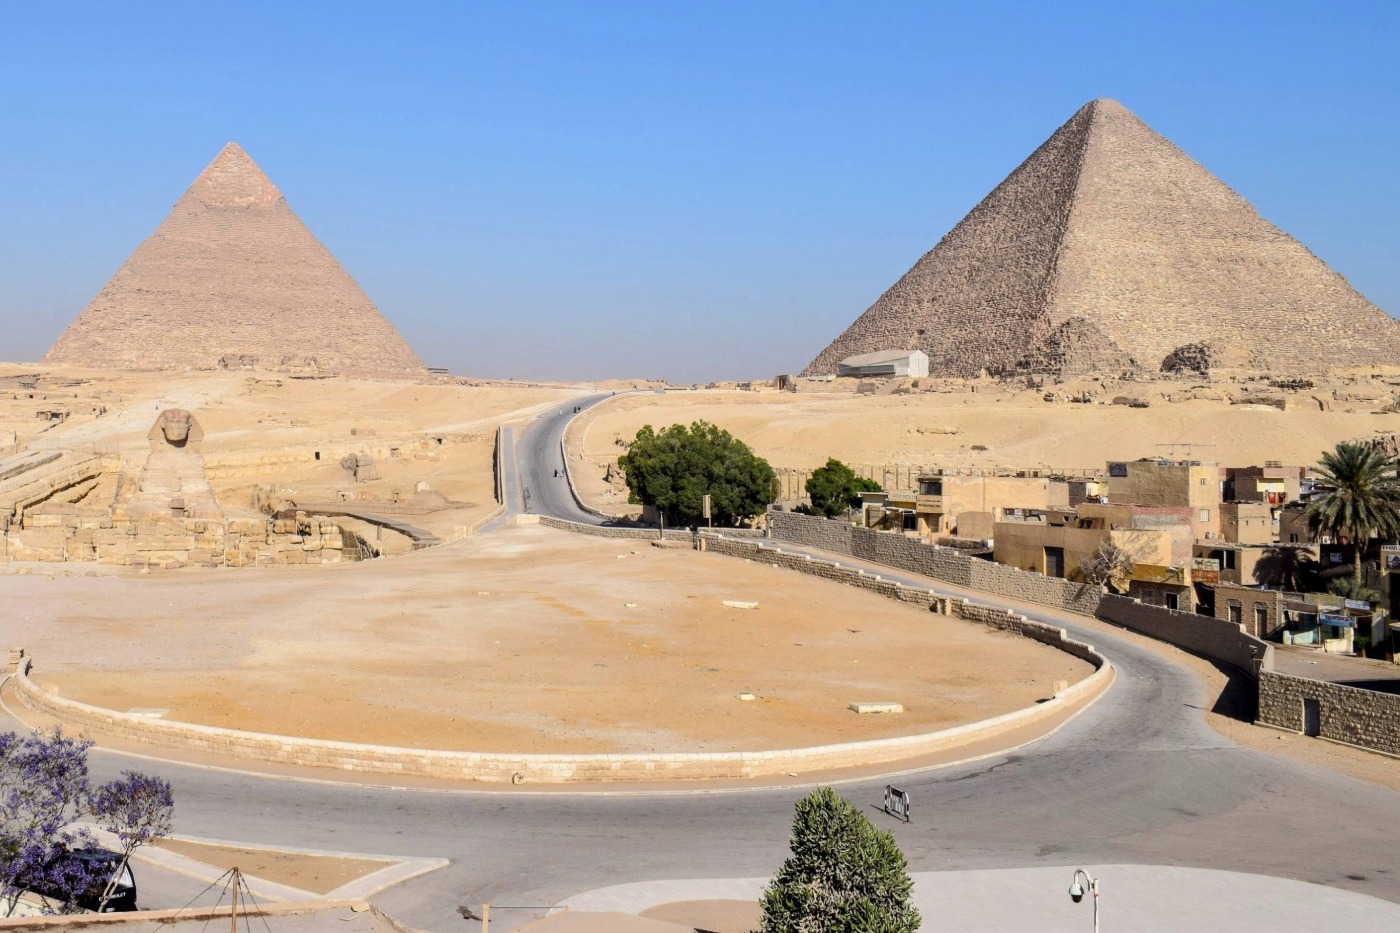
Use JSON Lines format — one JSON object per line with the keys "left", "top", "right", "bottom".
{"left": 837, "top": 349, "right": 930, "bottom": 379}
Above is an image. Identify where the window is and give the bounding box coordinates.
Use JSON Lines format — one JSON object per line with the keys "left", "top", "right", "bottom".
{"left": 1198, "top": 508, "right": 1211, "bottom": 523}
{"left": 1228, "top": 602, "right": 1242, "bottom": 625}
{"left": 1289, "top": 533, "right": 1299, "bottom": 543}
{"left": 1254, "top": 604, "right": 1269, "bottom": 629}
{"left": 1164, "top": 591, "right": 1180, "bottom": 611}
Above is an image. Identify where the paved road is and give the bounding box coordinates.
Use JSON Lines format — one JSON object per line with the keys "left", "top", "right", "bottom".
{"left": 516, "top": 393, "right": 613, "bottom": 524}
{"left": 8, "top": 396, "right": 1400, "bottom": 931}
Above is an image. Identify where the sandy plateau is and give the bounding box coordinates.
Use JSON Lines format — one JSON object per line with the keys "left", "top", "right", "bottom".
{"left": 1, "top": 365, "right": 578, "bottom": 537}
{"left": 6, "top": 524, "right": 1089, "bottom": 753}
{"left": 568, "top": 381, "right": 1400, "bottom": 514}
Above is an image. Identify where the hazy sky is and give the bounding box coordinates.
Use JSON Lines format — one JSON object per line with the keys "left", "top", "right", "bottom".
{"left": 2, "top": 2, "right": 1396, "bottom": 382}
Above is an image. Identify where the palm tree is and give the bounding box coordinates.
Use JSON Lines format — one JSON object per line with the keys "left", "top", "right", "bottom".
{"left": 1304, "top": 441, "right": 1400, "bottom": 586}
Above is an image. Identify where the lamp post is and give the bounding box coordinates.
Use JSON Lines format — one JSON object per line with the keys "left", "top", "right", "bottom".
{"left": 1067, "top": 869, "right": 1100, "bottom": 932}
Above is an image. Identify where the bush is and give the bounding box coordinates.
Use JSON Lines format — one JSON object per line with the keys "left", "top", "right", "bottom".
{"left": 617, "top": 421, "right": 778, "bottom": 526}
{"left": 758, "top": 787, "right": 921, "bottom": 932}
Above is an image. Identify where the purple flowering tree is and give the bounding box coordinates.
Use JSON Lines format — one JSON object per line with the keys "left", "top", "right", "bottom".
{"left": 0, "top": 731, "right": 173, "bottom": 916}
{"left": 91, "top": 771, "right": 174, "bottom": 910}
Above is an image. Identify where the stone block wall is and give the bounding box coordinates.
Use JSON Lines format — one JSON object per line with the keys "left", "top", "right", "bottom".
{"left": 702, "top": 535, "right": 948, "bottom": 613}
{"left": 2, "top": 510, "right": 346, "bottom": 569}
{"left": 1258, "top": 670, "right": 1400, "bottom": 756}
{"left": 537, "top": 515, "right": 693, "bottom": 541}
{"left": 1096, "top": 593, "right": 1272, "bottom": 678}
{"left": 768, "top": 510, "right": 854, "bottom": 553}
{"left": 1211, "top": 583, "right": 1284, "bottom": 639}
{"left": 705, "top": 534, "right": 1105, "bottom": 673}
{"left": 769, "top": 511, "right": 1102, "bottom": 615}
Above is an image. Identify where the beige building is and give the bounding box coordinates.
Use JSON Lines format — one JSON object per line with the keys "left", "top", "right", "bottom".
{"left": 1220, "top": 501, "right": 1275, "bottom": 546}
{"left": 994, "top": 502, "right": 1196, "bottom": 610}
{"left": 1106, "top": 458, "right": 1221, "bottom": 540}
{"left": 913, "top": 473, "right": 1070, "bottom": 537}
{"left": 1223, "top": 464, "right": 1303, "bottom": 506}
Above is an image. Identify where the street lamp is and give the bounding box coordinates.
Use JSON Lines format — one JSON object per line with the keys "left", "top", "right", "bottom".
{"left": 1067, "top": 869, "right": 1100, "bottom": 932}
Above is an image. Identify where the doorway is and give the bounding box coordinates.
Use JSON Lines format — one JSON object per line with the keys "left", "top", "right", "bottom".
{"left": 1302, "top": 698, "right": 1321, "bottom": 737}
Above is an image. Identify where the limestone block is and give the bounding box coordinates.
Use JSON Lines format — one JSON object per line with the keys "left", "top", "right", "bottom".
{"left": 13, "top": 528, "right": 68, "bottom": 549}
{"left": 284, "top": 550, "right": 305, "bottom": 564}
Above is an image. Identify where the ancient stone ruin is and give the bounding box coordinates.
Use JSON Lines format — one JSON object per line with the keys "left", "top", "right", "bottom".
{"left": 0, "top": 409, "right": 353, "bottom": 569}
{"left": 803, "top": 99, "right": 1400, "bottom": 379}
{"left": 44, "top": 143, "right": 427, "bottom": 378}
{"left": 116, "top": 409, "right": 222, "bottom": 521}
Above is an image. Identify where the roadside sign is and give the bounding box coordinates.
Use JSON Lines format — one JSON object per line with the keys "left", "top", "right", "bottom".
{"left": 884, "top": 784, "right": 911, "bottom": 823}
{"left": 702, "top": 494, "right": 711, "bottom": 519}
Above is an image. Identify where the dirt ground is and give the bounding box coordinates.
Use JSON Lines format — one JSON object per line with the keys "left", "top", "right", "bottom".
{"left": 4, "top": 524, "right": 1090, "bottom": 754}
{"left": 639, "top": 899, "right": 758, "bottom": 933}
{"left": 567, "top": 385, "right": 1400, "bottom": 513}
{"left": 151, "top": 838, "right": 392, "bottom": 895}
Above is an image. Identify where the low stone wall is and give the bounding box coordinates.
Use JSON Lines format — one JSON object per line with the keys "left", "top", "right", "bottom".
{"left": 768, "top": 511, "right": 1102, "bottom": 614}
{"left": 705, "top": 535, "right": 1106, "bottom": 668}
{"left": 12, "top": 531, "right": 1113, "bottom": 783}
{"left": 14, "top": 639, "right": 1110, "bottom": 783}
{"left": 537, "top": 515, "right": 692, "bottom": 541}
{"left": 1096, "top": 593, "right": 1273, "bottom": 678}
{"left": 767, "top": 511, "right": 1277, "bottom": 680}
{"left": 1258, "top": 670, "right": 1400, "bottom": 755}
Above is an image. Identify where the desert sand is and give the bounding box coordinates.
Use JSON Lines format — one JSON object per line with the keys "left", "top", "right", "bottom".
{"left": 568, "top": 382, "right": 1400, "bottom": 513}
{"left": 6, "top": 524, "right": 1090, "bottom": 754}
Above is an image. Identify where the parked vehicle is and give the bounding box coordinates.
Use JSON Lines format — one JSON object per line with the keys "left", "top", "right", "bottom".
{"left": 21, "top": 847, "right": 137, "bottom": 913}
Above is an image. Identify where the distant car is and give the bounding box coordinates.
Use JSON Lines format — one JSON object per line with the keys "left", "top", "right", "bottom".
{"left": 22, "top": 847, "right": 137, "bottom": 913}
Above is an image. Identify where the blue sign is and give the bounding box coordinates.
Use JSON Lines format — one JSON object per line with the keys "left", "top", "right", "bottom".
{"left": 1319, "top": 612, "right": 1353, "bottom": 627}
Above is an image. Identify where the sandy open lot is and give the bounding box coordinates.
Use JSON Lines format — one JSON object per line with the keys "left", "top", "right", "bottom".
{"left": 568, "top": 384, "right": 1400, "bottom": 513}
{"left": 4, "top": 524, "right": 1089, "bottom": 754}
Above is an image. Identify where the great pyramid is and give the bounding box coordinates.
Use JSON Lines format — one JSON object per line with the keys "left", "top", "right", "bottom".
{"left": 803, "top": 99, "right": 1400, "bottom": 379}
{"left": 44, "top": 143, "right": 427, "bottom": 377}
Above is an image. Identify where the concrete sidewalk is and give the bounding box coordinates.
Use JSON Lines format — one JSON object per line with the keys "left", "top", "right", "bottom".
{"left": 556, "top": 865, "right": 1400, "bottom": 932}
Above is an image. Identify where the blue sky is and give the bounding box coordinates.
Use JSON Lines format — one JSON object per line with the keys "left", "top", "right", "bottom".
{"left": 2, "top": 2, "right": 1396, "bottom": 382}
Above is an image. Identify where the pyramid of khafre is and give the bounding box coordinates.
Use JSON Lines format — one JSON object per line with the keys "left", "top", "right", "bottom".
{"left": 44, "top": 143, "right": 427, "bottom": 377}
{"left": 803, "top": 99, "right": 1400, "bottom": 378}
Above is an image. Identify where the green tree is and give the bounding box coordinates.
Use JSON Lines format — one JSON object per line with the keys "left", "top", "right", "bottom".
{"left": 805, "top": 459, "right": 883, "bottom": 518}
{"left": 617, "top": 421, "right": 778, "bottom": 526}
{"left": 1303, "top": 441, "right": 1400, "bottom": 586}
{"left": 758, "top": 787, "right": 921, "bottom": 933}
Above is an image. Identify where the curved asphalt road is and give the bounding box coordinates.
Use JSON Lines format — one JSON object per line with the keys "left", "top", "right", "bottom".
{"left": 516, "top": 393, "right": 615, "bottom": 523}
{"left": 9, "top": 394, "right": 1400, "bottom": 931}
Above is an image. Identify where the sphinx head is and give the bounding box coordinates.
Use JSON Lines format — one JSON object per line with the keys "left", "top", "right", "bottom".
{"left": 150, "top": 409, "right": 202, "bottom": 448}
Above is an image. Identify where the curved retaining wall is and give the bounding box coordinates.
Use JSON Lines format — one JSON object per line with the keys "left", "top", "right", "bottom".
{"left": 12, "top": 615, "right": 1112, "bottom": 784}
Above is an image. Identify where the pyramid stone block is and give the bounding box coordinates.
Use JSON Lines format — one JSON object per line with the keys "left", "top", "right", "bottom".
{"left": 45, "top": 143, "right": 427, "bottom": 378}
{"left": 804, "top": 99, "right": 1400, "bottom": 378}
